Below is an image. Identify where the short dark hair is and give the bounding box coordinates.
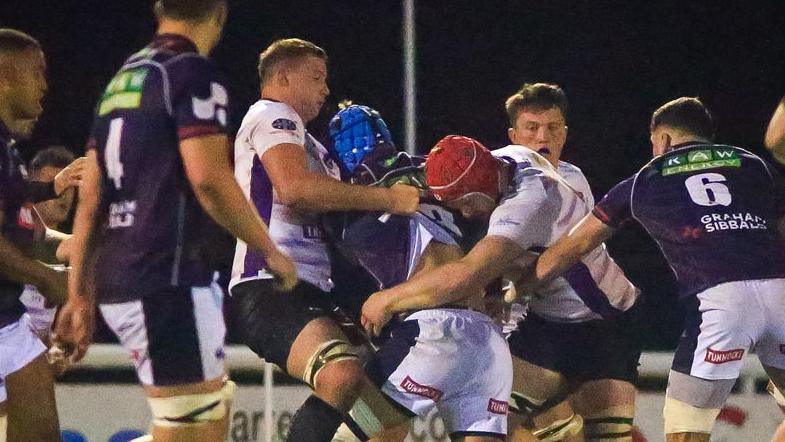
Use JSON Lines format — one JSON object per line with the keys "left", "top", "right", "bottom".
{"left": 650, "top": 97, "right": 715, "bottom": 141}
{"left": 0, "top": 29, "right": 40, "bottom": 55}
{"left": 505, "top": 83, "right": 568, "bottom": 127}
{"left": 30, "top": 146, "right": 75, "bottom": 174}
{"left": 257, "top": 38, "right": 327, "bottom": 84}
{"left": 154, "top": 0, "right": 225, "bottom": 21}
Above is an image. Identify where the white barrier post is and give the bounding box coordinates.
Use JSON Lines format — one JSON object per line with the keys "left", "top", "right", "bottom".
{"left": 264, "top": 361, "right": 274, "bottom": 442}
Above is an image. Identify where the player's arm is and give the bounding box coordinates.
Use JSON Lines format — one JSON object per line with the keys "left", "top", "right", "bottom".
{"left": 24, "top": 157, "right": 86, "bottom": 202}
{"left": 180, "top": 134, "right": 296, "bottom": 290}
{"left": 766, "top": 98, "right": 785, "bottom": 164}
{"left": 525, "top": 213, "right": 615, "bottom": 289}
{"left": 361, "top": 235, "right": 524, "bottom": 336}
{"left": 261, "top": 144, "right": 419, "bottom": 215}
{"left": 53, "top": 150, "right": 101, "bottom": 361}
{"left": 0, "top": 210, "right": 66, "bottom": 304}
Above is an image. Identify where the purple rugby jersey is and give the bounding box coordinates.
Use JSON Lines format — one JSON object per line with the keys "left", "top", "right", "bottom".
{"left": 0, "top": 122, "right": 42, "bottom": 327}
{"left": 88, "top": 34, "right": 230, "bottom": 303}
{"left": 594, "top": 143, "right": 785, "bottom": 299}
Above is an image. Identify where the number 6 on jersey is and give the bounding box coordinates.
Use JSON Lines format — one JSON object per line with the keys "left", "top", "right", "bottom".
{"left": 685, "top": 172, "right": 732, "bottom": 206}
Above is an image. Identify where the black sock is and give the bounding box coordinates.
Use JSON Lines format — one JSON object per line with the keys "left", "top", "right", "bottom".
{"left": 287, "top": 395, "right": 345, "bottom": 442}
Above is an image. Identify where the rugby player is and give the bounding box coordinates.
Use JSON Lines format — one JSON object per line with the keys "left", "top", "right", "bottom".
{"left": 362, "top": 134, "right": 638, "bottom": 442}
{"left": 0, "top": 28, "right": 64, "bottom": 442}
{"left": 324, "top": 105, "right": 512, "bottom": 442}
{"left": 503, "top": 83, "right": 641, "bottom": 442}
{"left": 229, "top": 40, "right": 419, "bottom": 441}
{"left": 764, "top": 94, "right": 785, "bottom": 442}
{"left": 54, "top": 2, "right": 296, "bottom": 441}
{"left": 21, "top": 147, "right": 78, "bottom": 340}
{"left": 519, "top": 97, "right": 785, "bottom": 442}
{"left": 765, "top": 96, "right": 785, "bottom": 163}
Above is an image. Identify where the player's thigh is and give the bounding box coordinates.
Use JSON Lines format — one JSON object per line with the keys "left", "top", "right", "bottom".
{"left": 510, "top": 349, "right": 569, "bottom": 400}
{"left": 5, "top": 353, "right": 59, "bottom": 442}
{"left": 571, "top": 379, "right": 636, "bottom": 415}
{"left": 230, "top": 279, "right": 355, "bottom": 378}
{"left": 100, "top": 285, "right": 227, "bottom": 387}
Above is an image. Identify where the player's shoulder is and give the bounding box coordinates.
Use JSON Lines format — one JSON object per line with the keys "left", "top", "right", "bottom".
{"left": 557, "top": 160, "right": 585, "bottom": 176}
{"left": 242, "top": 100, "right": 303, "bottom": 131}
{"left": 493, "top": 144, "right": 555, "bottom": 173}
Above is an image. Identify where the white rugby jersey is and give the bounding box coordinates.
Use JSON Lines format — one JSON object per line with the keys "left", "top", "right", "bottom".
{"left": 488, "top": 145, "right": 638, "bottom": 322}
{"left": 230, "top": 100, "right": 340, "bottom": 292}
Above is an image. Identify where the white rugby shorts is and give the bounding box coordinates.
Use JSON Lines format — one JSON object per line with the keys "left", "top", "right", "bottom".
{"left": 377, "top": 309, "right": 512, "bottom": 438}
{"left": 0, "top": 314, "right": 46, "bottom": 402}
{"left": 100, "top": 284, "right": 226, "bottom": 386}
{"left": 672, "top": 278, "right": 785, "bottom": 380}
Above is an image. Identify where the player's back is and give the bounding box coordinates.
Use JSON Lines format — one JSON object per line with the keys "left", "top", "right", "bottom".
{"left": 630, "top": 143, "right": 785, "bottom": 297}
{"left": 89, "top": 34, "right": 229, "bottom": 302}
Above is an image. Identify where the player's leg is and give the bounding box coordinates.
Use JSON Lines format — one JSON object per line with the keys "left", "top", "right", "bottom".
{"left": 0, "top": 401, "right": 6, "bottom": 442}
{"left": 756, "top": 279, "right": 785, "bottom": 442}
{"left": 569, "top": 317, "right": 640, "bottom": 442}
{"left": 765, "top": 371, "right": 785, "bottom": 442}
{"left": 571, "top": 380, "right": 636, "bottom": 442}
{"left": 1, "top": 314, "right": 58, "bottom": 442}
{"left": 664, "top": 285, "right": 753, "bottom": 442}
{"left": 101, "top": 285, "right": 231, "bottom": 442}
{"left": 507, "top": 315, "right": 582, "bottom": 442}
{"left": 230, "top": 279, "right": 368, "bottom": 442}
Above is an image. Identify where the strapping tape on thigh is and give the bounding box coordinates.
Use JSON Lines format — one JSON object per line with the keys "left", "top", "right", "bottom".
{"left": 303, "top": 339, "right": 359, "bottom": 388}
{"left": 532, "top": 413, "right": 584, "bottom": 441}
{"left": 663, "top": 397, "right": 719, "bottom": 434}
{"left": 148, "top": 380, "right": 236, "bottom": 427}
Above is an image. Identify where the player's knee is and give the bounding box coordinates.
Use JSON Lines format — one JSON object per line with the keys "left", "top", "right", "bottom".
{"left": 315, "top": 357, "right": 364, "bottom": 398}
{"left": 663, "top": 397, "right": 719, "bottom": 435}
{"left": 303, "top": 339, "right": 362, "bottom": 390}
{"left": 530, "top": 414, "right": 584, "bottom": 441}
{"left": 509, "top": 391, "right": 582, "bottom": 441}
{"left": 147, "top": 379, "right": 236, "bottom": 429}
{"left": 583, "top": 409, "right": 634, "bottom": 441}
{"left": 508, "top": 390, "right": 565, "bottom": 423}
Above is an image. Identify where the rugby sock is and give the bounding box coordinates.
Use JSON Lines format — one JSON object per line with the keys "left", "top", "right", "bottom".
{"left": 287, "top": 395, "right": 346, "bottom": 442}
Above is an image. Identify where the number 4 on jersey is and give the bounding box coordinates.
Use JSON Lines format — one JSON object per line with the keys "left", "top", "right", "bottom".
{"left": 685, "top": 172, "right": 731, "bottom": 206}
{"left": 106, "top": 117, "right": 125, "bottom": 189}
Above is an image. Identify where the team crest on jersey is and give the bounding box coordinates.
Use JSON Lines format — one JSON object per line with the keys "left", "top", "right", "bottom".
{"left": 400, "top": 376, "right": 443, "bottom": 401}
{"left": 705, "top": 347, "right": 744, "bottom": 364}
{"left": 272, "top": 118, "right": 297, "bottom": 131}
{"left": 661, "top": 148, "right": 741, "bottom": 176}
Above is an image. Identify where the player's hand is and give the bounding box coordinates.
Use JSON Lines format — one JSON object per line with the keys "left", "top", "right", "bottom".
{"left": 388, "top": 183, "right": 420, "bottom": 216}
{"left": 265, "top": 250, "right": 297, "bottom": 291}
{"left": 361, "top": 291, "right": 393, "bottom": 337}
{"left": 52, "top": 298, "right": 96, "bottom": 363}
{"left": 38, "top": 270, "right": 68, "bottom": 306}
{"left": 53, "top": 157, "right": 86, "bottom": 195}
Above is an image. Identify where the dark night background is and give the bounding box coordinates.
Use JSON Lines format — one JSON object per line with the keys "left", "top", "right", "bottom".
{"left": 2, "top": 0, "right": 784, "bottom": 349}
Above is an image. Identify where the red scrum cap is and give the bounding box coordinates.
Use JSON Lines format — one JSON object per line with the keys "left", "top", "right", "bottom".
{"left": 425, "top": 135, "right": 502, "bottom": 202}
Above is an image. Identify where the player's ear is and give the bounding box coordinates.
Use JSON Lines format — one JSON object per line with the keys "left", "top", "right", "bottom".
{"left": 507, "top": 127, "right": 517, "bottom": 144}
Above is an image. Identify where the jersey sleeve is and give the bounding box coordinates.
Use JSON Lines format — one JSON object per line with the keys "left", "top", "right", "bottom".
{"left": 170, "top": 57, "right": 231, "bottom": 141}
{"left": 486, "top": 176, "right": 560, "bottom": 250}
{"left": 248, "top": 104, "right": 306, "bottom": 158}
{"left": 592, "top": 176, "right": 634, "bottom": 228}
